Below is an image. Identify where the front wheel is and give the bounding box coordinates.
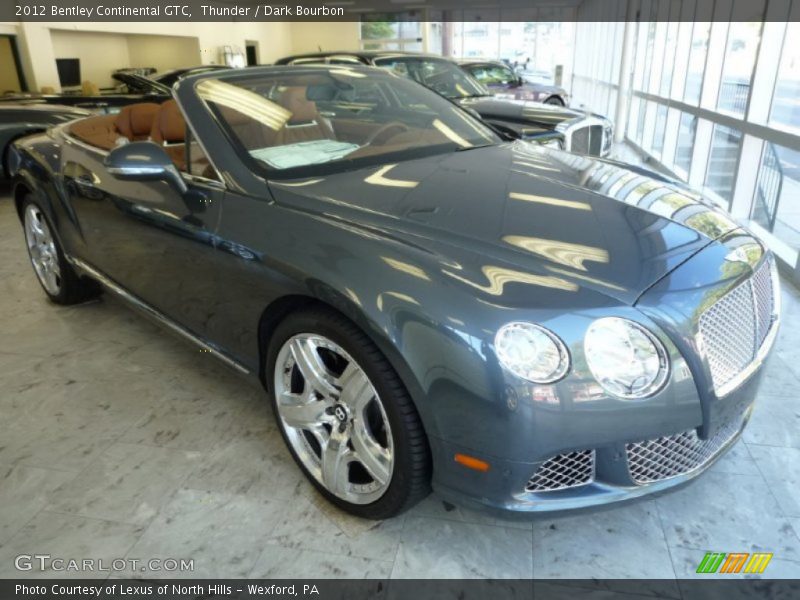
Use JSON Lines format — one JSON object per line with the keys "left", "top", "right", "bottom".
{"left": 266, "top": 307, "right": 431, "bottom": 519}
{"left": 21, "top": 196, "right": 100, "bottom": 305}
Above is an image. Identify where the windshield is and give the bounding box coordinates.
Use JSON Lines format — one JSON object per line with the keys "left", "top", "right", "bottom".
{"left": 466, "top": 64, "right": 517, "bottom": 86}
{"left": 198, "top": 68, "right": 500, "bottom": 175}
{"left": 372, "top": 57, "right": 490, "bottom": 100}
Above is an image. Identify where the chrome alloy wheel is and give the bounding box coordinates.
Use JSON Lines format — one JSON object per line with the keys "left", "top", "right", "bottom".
{"left": 24, "top": 205, "right": 62, "bottom": 295}
{"left": 274, "top": 334, "right": 394, "bottom": 504}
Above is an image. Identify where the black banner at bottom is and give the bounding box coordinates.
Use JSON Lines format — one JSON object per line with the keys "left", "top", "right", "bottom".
{"left": 2, "top": 579, "right": 800, "bottom": 600}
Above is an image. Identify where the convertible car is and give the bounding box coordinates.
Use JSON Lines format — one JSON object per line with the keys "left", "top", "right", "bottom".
{"left": 275, "top": 52, "right": 612, "bottom": 156}
{"left": 460, "top": 60, "right": 570, "bottom": 106}
{"left": 1, "top": 73, "right": 170, "bottom": 112}
{"left": 11, "top": 66, "right": 779, "bottom": 519}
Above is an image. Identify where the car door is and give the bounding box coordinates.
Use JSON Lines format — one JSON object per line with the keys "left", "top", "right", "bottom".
{"left": 63, "top": 117, "right": 225, "bottom": 336}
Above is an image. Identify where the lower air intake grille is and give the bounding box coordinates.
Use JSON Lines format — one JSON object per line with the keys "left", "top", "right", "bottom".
{"left": 525, "top": 450, "right": 595, "bottom": 492}
{"left": 626, "top": 414, "right": 744, "bottom": 484}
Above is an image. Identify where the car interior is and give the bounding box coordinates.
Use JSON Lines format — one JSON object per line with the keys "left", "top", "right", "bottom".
{"left": 68, "top": 100, "right": 216, "bottom": 179}
{"left": 66, "top": 72, "right": 493, "bottom": 174}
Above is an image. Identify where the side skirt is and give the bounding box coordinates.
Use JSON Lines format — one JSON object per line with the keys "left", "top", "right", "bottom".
{"left": 69, "top": 256, "right": 251, "bottom": 376}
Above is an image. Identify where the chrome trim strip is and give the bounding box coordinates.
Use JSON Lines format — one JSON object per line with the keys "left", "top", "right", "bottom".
{"left": 69, "top": 257, "right": 250, "bottom": 375}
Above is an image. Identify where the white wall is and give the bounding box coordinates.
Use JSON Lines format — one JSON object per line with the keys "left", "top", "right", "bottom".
{"left": 50, "top": 30, "right": 130, "bottom": 88}
{"left": 126, "top": 35, "right": 201, "bottom": 75}
{"left": 0, "top": 21, "right": 293, "bottom": 92}
{"left": 289, "top": 22, "right": 360, "bottom": 54}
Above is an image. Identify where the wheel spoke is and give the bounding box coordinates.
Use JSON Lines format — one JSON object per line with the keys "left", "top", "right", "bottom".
{"left": 290, "top": 337, "right": 339, "bottom": 397}
{"left": 351, "top": 420, "right": 391, "bottom": 486}
{"left": 321, "top": 430, "right": 351, "bottom": 496}
{"left": 279, "top": 392, "right": 331, "bottom": 430}
{"left": 338, "top": 362, "right": 374, "bottom": 412}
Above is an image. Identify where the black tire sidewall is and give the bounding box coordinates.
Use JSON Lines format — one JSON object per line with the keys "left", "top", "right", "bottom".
{"left": 265, "top": 309, "right": 425, "bottom": 520}
{"left": 21, "top": 197, "right": 72, "bottom": 303}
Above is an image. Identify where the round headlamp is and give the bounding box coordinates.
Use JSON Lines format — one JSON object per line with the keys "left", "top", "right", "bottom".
{"left": 495, "top": 322, "right": 570, "bottom": 383}
{"left": 584, "top": 317, "right": 669, "bottom": 399}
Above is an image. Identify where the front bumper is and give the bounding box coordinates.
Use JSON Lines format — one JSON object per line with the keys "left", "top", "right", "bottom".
{"left": 428, "top": 349, "right": 766, "bottom": 518}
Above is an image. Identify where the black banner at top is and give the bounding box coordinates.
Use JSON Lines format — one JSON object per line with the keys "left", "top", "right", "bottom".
{"left": 4, "top": 0, "right": 800, "bottom": 23}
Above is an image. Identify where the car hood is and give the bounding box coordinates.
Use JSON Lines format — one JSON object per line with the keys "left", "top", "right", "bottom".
{"left": 268, "top": 142, "right": 741, "bottom": 305}
{"left": 458, "top": 96, "right": 585, "bottom": 129}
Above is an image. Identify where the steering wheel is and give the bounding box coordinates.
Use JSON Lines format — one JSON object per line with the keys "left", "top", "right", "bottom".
{"left": 365, "top": 122, "right": 411, "bottom": 146}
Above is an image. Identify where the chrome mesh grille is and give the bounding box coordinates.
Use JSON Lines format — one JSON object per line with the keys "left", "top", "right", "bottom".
{"left": 698, "top": 259, "right": 775, "bottom": 395}
{"left": 626, "top": 413, "right": 744, "bottom": 484}
{"left": 569, "top": 125, "right": 604, "bottom": 155}
{"left": 525, "top": 450, "right": 595, "bottom": 492}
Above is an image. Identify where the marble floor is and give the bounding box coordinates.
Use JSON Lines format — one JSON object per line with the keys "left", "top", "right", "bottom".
{"left": 1, "top": 186, "right": 799, "bottom": 585}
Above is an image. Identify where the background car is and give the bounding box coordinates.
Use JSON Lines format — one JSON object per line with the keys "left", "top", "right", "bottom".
{"left": 1, "top": 73, "right": 169, "bottom": 113}
{"left": 150, "top": 65, "right": 232, "bottom": 89}
{"left": 10, "top": 65, "right": 779, "bottom": 520}
{"left": 275, "top": 51, "right": 612, "bottom": 157}
{"left": 460, "top": 60, "right": 570, "bottom": 106}
{"left": 0, "top": 101, "right": 91, "bottom": 179}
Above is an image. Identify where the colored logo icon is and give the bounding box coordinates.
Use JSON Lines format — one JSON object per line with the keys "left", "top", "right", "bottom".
{"left": 696, "top": 552, "right": 773, "bottom": 574}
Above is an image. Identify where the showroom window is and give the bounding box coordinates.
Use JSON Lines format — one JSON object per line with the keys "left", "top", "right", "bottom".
{"left": 753, "top": 143, "right": 800, "bottom": 257}
{"left": 770, "top": 22, "right": 800, "bottom": 132}
{"left": 652, "top": 104, "right": 669, "bottom": 157}
{"left": 683, "top": 21, "right": 710, "bottom": 105}
{"left": 360, "top": 17, "right": 423, "bottom": 52}
{"left": 705, "top": 124, "right": 743, "bottom": 207}
{"left": 674, "top": 113, "right": 697, "bottom": 177}
{"left": 717, "top": 10, "right": 764, "bottom": 116}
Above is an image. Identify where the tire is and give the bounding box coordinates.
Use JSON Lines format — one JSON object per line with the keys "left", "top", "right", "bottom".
{"left": 544, "top": 95, "right": 565, "bottom": 106}
{"left": 21, "top": 196, "right": 100, "bottom": 305}
{"left": 266, "top": 306, "right": 431, "bottom": 519}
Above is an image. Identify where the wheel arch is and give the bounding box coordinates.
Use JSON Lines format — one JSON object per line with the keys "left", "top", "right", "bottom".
{"left": 255, "top": 292, "right": 440, "bottom": 441}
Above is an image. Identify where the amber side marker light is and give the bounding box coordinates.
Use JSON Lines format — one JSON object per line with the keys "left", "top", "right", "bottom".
{"left": 454, "top": 453, "right": 490, "bottom": 472}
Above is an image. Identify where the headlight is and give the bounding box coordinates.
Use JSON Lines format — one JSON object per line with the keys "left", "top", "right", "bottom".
{"left": 584, "top": 317, "right": 669, "bottom": 399}
{"left": 495, "top": 322, "right": 570, "bottom": 383}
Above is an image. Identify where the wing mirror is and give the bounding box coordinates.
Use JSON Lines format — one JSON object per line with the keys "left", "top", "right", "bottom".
{"left": 105, "top": 141, "right": 188, "bottom": 195}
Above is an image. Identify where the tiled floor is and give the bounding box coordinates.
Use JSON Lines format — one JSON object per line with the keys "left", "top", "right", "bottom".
{"left": 1, "top": 188, "right": 799, "bottom": 583}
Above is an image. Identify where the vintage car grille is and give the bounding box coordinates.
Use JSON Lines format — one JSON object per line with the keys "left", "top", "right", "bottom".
{"left": 525, "top": 450, "right": 595, "bottom": 492}
{"left": 626, "top": 411, "right": 744, "bottom": 484}
{"left": 569, "top": 124, "right": 604, "bottom": 156}
{"left": 698, "top": 259, "right": 776, "bottom": 396}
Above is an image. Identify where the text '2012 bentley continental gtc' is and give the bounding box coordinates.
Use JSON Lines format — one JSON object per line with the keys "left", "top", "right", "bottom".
{"left": 11, "top": 66, "right": 780, "bottom": 519}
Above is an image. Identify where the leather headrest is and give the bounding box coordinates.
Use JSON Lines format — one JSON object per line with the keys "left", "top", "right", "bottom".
{"left": 115, "top": 103, "right": 160, "bottom": 139}
{"left": 280, "top": 87, "right": 318, "bottom": 124}
{"left": 150, "top": 99, "right": 185, "bottom": 144}
{"left": 218, "top": 105, "right": 251, "bottom": 127}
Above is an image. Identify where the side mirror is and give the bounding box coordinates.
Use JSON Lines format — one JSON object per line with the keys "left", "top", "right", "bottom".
{"left": 105, "top": 141, "right": 188, "bottom": 195}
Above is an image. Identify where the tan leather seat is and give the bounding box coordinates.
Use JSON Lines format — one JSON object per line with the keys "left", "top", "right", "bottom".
{"left": 219, "top": 105, "right": 278, "bottom": 151}
{"left": 81, "top": 80, "right": 100, "bottom": 96}
{"left": 69, "top": 114, "right": 119, "bottom": 149}
{"left": 115, "top": 103, "right": 160, "bottom": 142}
{"left": 69, "top": 102, "right": 162, "bottom": 150}
{"left": 276, "top": 87, "right": 334, "bottom": 145}
{"left": 150, "top": 100, "right": 187, "bottom": 170}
